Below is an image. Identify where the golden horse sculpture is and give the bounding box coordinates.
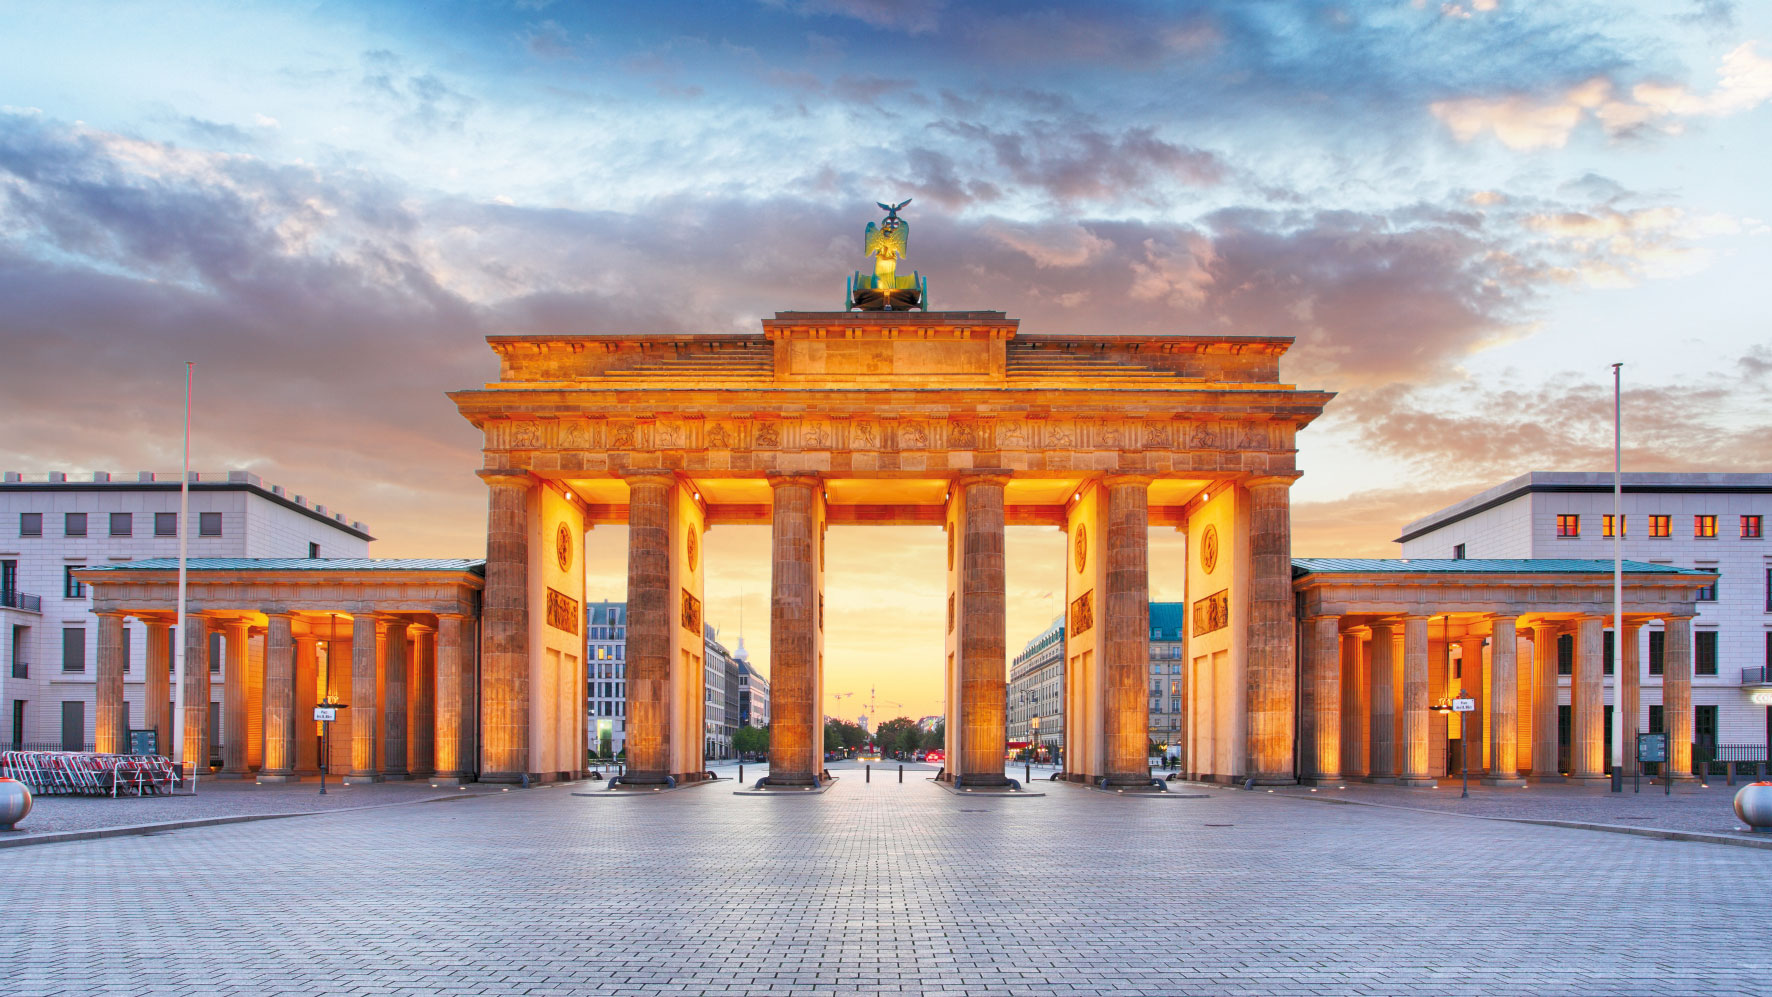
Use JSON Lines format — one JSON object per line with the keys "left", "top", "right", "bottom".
{"left": 848, "top": 199, "right": 926, "bottom": 311}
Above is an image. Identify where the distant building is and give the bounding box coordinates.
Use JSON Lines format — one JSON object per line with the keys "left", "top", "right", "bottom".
{"left": 1008, "top": 615, "right": 1063, "bottom": 755}
{"left": 586, "top": 601, "right": 627, "bottom": 755}
{"left": 1006, "top": 602, "right": 1187, "bottom": 761}
{"left": 704, "top": 624, "right": 735, "bottom": 759}
{"left": 856, "top": 713, "right": 868, "bottom": 733}
{"left": 917, "top": 715, "right": 942, "bottom": 731}
{"left": 0, "top": 469, "right": 369, "bottom": 753}
{"left": 737, "top": 637, "right": 768, "bottom": 729}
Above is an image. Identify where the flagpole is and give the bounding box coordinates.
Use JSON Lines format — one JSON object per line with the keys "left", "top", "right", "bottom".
{"left": 173, "top": 362, "right": 195, "bottom": 793}
{"left": 1611, "top": 363, "right": 1625, "bottom": 791}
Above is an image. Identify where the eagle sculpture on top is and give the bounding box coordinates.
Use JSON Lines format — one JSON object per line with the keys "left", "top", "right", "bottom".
{"left": 849, "top": 199, "right": 926, "bottom": 311}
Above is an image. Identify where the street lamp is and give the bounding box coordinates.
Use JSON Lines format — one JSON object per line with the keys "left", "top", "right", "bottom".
{"left": 1435, "top": 689, "right": 1475, "bottom": 798}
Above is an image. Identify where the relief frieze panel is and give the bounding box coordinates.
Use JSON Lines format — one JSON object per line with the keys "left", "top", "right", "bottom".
{"left": 484, "top": 414, "right": 1291, "bottom": 458}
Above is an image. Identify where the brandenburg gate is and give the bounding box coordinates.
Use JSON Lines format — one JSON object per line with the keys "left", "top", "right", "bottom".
{"left": 450, "top": 203, "right": 1333, "bottom": 788}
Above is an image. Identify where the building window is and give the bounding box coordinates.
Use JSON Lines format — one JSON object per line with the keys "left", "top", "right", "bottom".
{"left": 308, "top": 542, "right": 320, "bottom": 558}
{"left": 65, "top": 512, "right": 87, "bottom": 537}
{"left": 1557, "top": 633, "right": 1573, "bottom": 676}
{"left": 1694, "top": 514, "right": 1717, "bottom": 539}
{"left": 64, "top": 566, "right": 86, "bottom": 599}
{"left": 62, "top": 627, "right": 86, "bottom": 673}
{"left": 199, "top": 512, "right": 222, "bottom": 537}
{"left": 1695, "top": 704, "right": 1718, "bottom": 749}
{"left": 1556, "top": 514, "right": 1580, "bottom": 538}
{"left": 1557, "top": 704, "right": 1571, "bottom": 748}
{"left": 1695, "top": 574, "right": 1717, "bottom": 602}
{"left": 1452, "top": 543, "right": 1465, "bottom": 560}
{"left": 19, "top": 513, "right": 42, "bottom": 537}
{"left": 1602, "top": 515, "right": 1626, "bottom": 538}
{"left": 154, "top": 512, "right": 178, "bottom": 537}
{"left": 122, "top": 627, "right": 131, "bottom": 674}
{"left": 1648, "top": 630, "right": 1665, "bottom": 676}
{"left": 1647, "top": 515, "right": 1671, "bottom": 538}
{"left": 1743, "top": 515, "right": 1763, "bottom": 540}
{"left": 1648, "top": 704, "right": 1664, "bottom": 734}
{"left": 1695, "top": 631, "right": 1717, "bottom": 676}
{"left": 109, "top": 512, "right": 132, "bottom": 537}
{"left": 1602, "top": 630, "right": 1614, "bottom": 676}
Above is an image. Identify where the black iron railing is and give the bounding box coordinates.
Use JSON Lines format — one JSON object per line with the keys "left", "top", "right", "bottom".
{"left": 0, "top": 588, "right": 41, "bottom": 612}
{"left": 1743, "top": 666, "right": 1770, "bottom": 685}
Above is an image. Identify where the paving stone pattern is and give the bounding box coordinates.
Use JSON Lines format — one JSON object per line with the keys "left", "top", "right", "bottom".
{"left": 9, "top": 778, "right": 475, "bottom": 836}
{"left": 1268, "top": 777, "right": 1768, "bottom": 837}
{"left": 5, "top": 760, "right": 1769, "bottom": 996}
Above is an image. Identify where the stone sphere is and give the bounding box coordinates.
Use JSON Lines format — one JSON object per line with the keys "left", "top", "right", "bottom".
{"left": 1734, "top": 782, "right": 1772, "bottom": 830}
{"left": 0, "top": 777, "right": 32, "bottom": 830}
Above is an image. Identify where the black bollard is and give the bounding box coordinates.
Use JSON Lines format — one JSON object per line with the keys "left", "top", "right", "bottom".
{"left": 739, "top": 763, "right": 744, "bottom": 785}
{"left": 866, "top": 764, "right": 871, "bottom": 783}
{"left": 899, "top": 764, "right": 903, "bottom": 783}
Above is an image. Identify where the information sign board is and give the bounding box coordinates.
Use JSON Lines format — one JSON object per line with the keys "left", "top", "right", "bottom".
{"left": 128, "top": 728, "right": 159, "bottom": 756}
{"left": 1451, "top": 698, "right": 1475, "bottom": 713}
{"left": 314, "top": 706, "right": 337, "bottom": 722}
{"left": 1637, "top": 732, "right": 1668, "bottom": 763}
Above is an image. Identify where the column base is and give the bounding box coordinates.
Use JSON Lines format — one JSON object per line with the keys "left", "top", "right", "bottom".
{"left": 1363, "top": 775, "right": 1397, "bottom": 785}
{"left": 1481, "top": 777, "right": 1528, "bottom": 787}
{"left": 380, "top": 772, "right": 411, "bottom": 782}
{"left": 257, "top": 773, "right": 299, "bottom": 784}
{"left": 342, "top": 774, "right": 383, "bottom": 785}
{"left": 1299, "top": 775, "right": 1344, "bottom": 786}
{"left": 1397, "top": 778, "right": 1438, "bottom": 788}
{"left": 1530, "top": 773, "right": 1566, "bottom": 783}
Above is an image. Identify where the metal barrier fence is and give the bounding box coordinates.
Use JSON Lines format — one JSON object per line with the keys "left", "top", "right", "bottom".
{"left": 0, "top": 751, "right": 181, "bottom": 796}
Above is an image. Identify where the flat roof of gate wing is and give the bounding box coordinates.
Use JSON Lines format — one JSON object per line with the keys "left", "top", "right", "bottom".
{"left": 1290, "top": 557, "right": 1709, "bottom": 576}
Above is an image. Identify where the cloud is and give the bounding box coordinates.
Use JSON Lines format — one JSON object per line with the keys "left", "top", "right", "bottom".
{"left": 1431, "top": 42, "right": 1772, "bottom": 149}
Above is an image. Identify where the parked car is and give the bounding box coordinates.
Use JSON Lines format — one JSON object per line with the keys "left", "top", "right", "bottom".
{"left": 924, "top": 749, "right": 944, "bottom": 765}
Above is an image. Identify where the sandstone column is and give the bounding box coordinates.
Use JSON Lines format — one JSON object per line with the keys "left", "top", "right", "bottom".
{"left": 1399, "top": 615, "right": 1434, "bottom": 787}
{"left": 381, "top": 620, "right": 409, "bottom": 780}
{"left": 479, "top": 468, "right": 532, "bottom": 783}
{"left": 346, "top": 614, "right": 382, "bottom": 783}
{"left": 1664, "top": 615, "right": 1695, "bottom": 779}
{"left": 433, "top": 613, "right": 471, "bottom": 783}
{"left": 1483, "top": 617, "right": 1526, "bottom": 785}
{"left": 1340, "top": 629, "right": 1367, "bottom": 779}
{"left": 260, "top": 613, "right": 297, "bottom": 781}
{"left": 145, "top": 620, "right": 171, "bottom": 756}
{"left": 1244, "top": 475, "right": 1297, "bottom": 784}
{"left": 623, "top": 471, "right": 676, "bottom": 785}
{"left": 1569, "top": 615, "right": 1606, "bottom": 784}
{"left": 245, "top": 627, "right": 265, "bottom": 772}
{"left": 1456, "top": 634, "right": 1486, "bottom": 775}
{"left": 766, "top": 473, "right": 820, "bottom": 786}
{"left": 1516, "top": 629, "right": 1534, "bottom": 773}
{"left": 409, "top": 624, "right": 435, "bottom": 778}
{"left": 956, "top": 472, "right": 1010, "bottom": 787}
{"left": 1368, "top": 621, "right": 1398, "bottom": 781}
{"left": 1302, "top": 614, "right": 1342, "bottom": 784}
{"left": 219, "top": 619, "right": 251, "bottom": 777}
{"left": 1100, "top": 474, "right": 1152, "bottom": 787}
{"left": 180, "top": 615, "right": 212, "bottom": 774}
{"left": 293, "top": 633, "right": 320, "bottom": 774}
{"left": 1618, "top": 621, "right": 1642, "bottom": 778}
{"left": 1531, "top": 622, "right": 1562, "bottom": 780}
{"left": 94, "top": 612, "right": 127, "bottom": 754}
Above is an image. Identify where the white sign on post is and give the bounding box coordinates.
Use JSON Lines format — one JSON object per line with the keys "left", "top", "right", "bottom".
{"left": 1452, "top": 698, "right": 1475, "bottom": 713}
{"left": 313, "top": 706, "right": 337, "bottom": 722}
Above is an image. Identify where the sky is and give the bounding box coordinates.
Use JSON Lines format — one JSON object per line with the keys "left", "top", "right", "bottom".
{"left": 3, "top": 0, "right": 1768, "bottom": 723}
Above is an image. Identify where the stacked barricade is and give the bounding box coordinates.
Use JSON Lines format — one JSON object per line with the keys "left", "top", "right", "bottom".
{"left": 0, "top": 751, "right": 180, "bottom": 797}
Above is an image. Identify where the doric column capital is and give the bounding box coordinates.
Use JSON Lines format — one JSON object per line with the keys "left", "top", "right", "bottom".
{"left": 94, "top": 609, "right": 129, "bottom": 621}
{"left": 1101, "top": 472, "right": 1154, "bottom": 489}
{"left": 1243, "top": 473, "right": 1301, "bottom": 491}
{"left": 954, "top": 469, "right": 1012, "bottom": 488}
{"left": 765, "top": 471, "right": 822, "bottom": 490}
{"left": 477, "top": 467, "right": 534, "bottom": 487}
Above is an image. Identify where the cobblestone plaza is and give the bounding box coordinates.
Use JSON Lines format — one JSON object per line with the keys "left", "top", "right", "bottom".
{"left": 7, "top": 764, "right": 1769, "bottom": 996}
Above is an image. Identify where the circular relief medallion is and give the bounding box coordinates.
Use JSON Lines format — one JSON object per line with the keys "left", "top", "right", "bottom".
{"left": 1074, "top": 524, "right": 1088, "bottom": 573}
{"left": 686, "top": 528, "right": 699, "bottom": 572}
{"left": 555, "top": 522, "right": 573, "bottom": 572}
{"left": 1201, "top": 523, "right": 1219, "bottom": 575}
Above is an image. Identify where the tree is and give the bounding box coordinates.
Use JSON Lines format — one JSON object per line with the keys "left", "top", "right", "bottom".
{"left": 824, "top": 721, "right": 842, "bottom": 752}
{"left": 921, "top": 721, "right": 945, "bottom": 751}
{"left": 733, "top": 724, "right": 768, "bottom": 758}
{"left": 597, "top": 731, "right": 613, "bottom": 759}
{"left": 874, "top": 716, "right": 918, "bottom": 756}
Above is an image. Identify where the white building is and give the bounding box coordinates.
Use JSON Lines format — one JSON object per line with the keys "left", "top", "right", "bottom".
{"left": 586, "top": 601, "right": 626, "bottom": 755}
{"left": 1008, "top": 614, "right": 1063, "bottom": 754}
{"left": 0, "top": 470, "right": 370, "bottom": 753}
{"left": 704, "top": 624, "right": 734, "bottom": 759}
{"left": 1400, "top": 472, "right": 1772, "bottom": 763}
{"left": 736, "top": 639, "right": 768, "bottom": 729}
